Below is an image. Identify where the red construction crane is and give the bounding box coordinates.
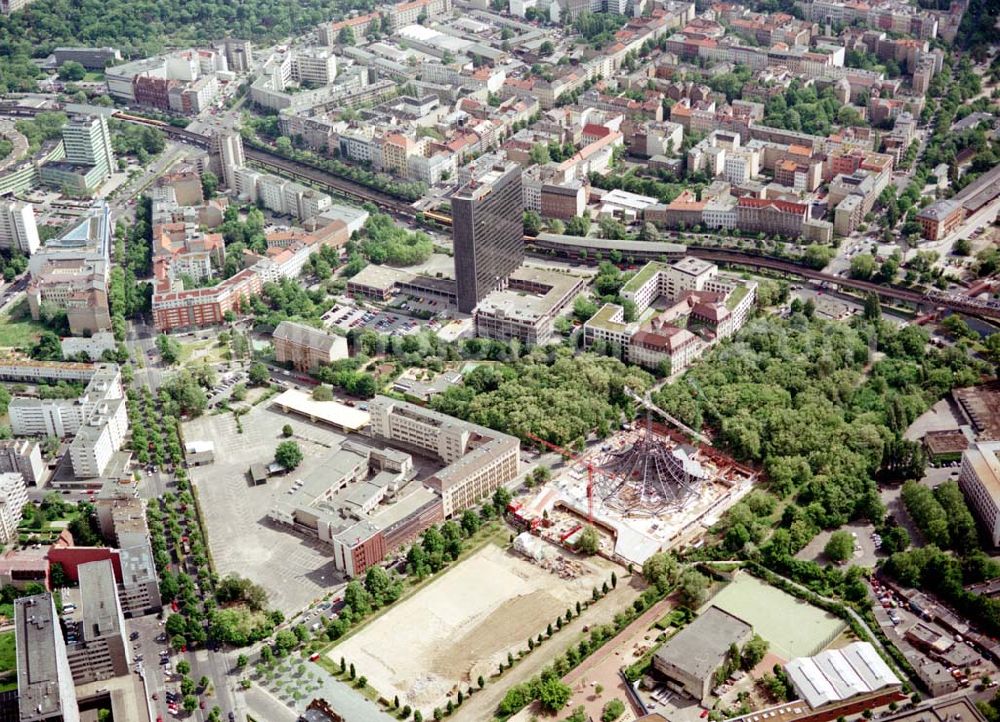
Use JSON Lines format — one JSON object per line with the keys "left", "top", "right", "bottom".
{"left": 525, "top": 432, "right": 594, "bottom": 524}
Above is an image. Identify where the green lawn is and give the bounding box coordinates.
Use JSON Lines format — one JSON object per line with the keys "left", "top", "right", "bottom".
{"left": 178, "top": 338, "right": 227, "bottom": 365}
{"left": 82, "top": 71, "right": 105, "bottom": 82}
{"left": 0, "top": 299, "right": 47, "bottom": 348}
{"left": 0, "top": 631, "right": 15, "bottom": 675}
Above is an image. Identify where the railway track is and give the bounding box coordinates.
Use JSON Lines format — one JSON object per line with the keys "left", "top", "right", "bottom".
{"left": 7, "top": 104, "right": 996, "bottom": 322}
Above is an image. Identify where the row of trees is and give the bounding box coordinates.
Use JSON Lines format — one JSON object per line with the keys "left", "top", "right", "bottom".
{"left": 901, "top": 480, "right": 979, "bottom": 554}
{"left": 242, "top": 133, "right": 427, "bottom": 202}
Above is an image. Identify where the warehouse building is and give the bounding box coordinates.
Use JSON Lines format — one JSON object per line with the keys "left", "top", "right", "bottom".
{"left": 652, "top": 606, "right": 754, "bottom": 702}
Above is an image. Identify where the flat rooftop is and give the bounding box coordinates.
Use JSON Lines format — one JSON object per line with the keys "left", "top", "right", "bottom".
{"left": 347, "top": 263, "right": 415, "bottom": 292}
{"left": 475, "top": 267, "right": 585, "bottom": 324}
{"left": 954, "top": 383, "right": 1000, "bottom": 440}
{"left": 79, "top": 558, "right": 123, "bottom": 641}
{"left": 653, "top": 605, "right": 753, "bottom": 681}
{"left": 272, "top": 389, "right": 370, "bottom": 431}
{"left": 964, "top": 441, "right": 1000, "bottom": 505}
{"left": 15, "top": 594, "right": 67, "bottom": 721}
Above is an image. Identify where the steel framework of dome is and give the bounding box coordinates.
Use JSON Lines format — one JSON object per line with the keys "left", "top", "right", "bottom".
{"left": 593, "top": 424, "right": 704, "bottom": 516}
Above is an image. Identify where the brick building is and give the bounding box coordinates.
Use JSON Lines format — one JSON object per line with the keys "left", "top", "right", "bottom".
{"left": 273, "top": 320, "right": 348, "bottom": 372}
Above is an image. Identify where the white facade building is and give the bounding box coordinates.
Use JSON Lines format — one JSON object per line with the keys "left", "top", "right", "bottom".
{"left": 0, "top": 472, "right": 27, "bottom": 543}
{"left": 959, "top": 441, "right": 1000, "bottom": 546}
{"left": 0, "top": 201, "right": 41, "bottom": 255}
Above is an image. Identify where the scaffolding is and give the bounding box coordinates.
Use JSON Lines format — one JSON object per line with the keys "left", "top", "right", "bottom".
{"left": 593, "top": 424, "right": 705, "bottom": 516}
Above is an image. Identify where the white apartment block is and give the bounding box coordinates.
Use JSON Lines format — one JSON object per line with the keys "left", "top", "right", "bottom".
{"left": 68, "top": 398, "right": 128, "bottom": 479}
{"left": 9, "top": 365, "right": 126, "bottom": 479}
{"left": 234, "top": 166, "right": 263, "bottom": 199}
{"left": 0, "top": 201, "right": 41, "bottom": 255}
{"left": 522, "top": 172, "right": 543, "bottom": 213}
{"left": 0, "top": 438, "right": 44, "bottom": 485}
{"left": 703, "top": 197, "right": 738, "bottom": 230}
{"left": 10, "top": 365, "right": 122, "bottom": 437}
{"left": 338, "top": 129, "right": 378, "bottom": 164}
{"left": 62, "top": 115, "right": 115, "bottom": 180}
{"left": 724, "top": 148, "right": 760, "bottom": 185}
{"left": 408, "top": 151, "right": 456, "bottom": 186}
{"left": 247, "top": 174, "right": 333, "bottom": 221}
{"left": 0, "top": 472, "right": 27, "bottom": 543}
{"left": 622, "top": 257, "right": 717, "bottom": 312}
{"left": 293, "top": 48, "right": 338, "bottom": 85}
{"left": 959, "top": 441, "right": 1000, "bottom": 546}
{"left": 211, "top": 131, "right": 245, "bottom": 190}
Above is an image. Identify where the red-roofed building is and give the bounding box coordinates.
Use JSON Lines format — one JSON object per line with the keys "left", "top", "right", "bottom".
{"left": 736, "top": 196, "right": 809, "bottom": 238}
{"left": 581, "top": 124, "right": 612, "bottom": 145}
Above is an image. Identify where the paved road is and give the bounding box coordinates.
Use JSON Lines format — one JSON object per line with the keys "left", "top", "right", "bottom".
{"left": 127, "top": 318, "right": 164, "bottom": 392}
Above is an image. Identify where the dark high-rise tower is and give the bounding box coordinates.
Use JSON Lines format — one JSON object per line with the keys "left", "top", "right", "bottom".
{"left": 452, "top": 163, "right": 524, "bottom": 314}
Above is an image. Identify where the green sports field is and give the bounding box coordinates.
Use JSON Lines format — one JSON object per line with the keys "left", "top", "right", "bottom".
{"left": 702, "top": 572, "right": 845, "bottom": 659}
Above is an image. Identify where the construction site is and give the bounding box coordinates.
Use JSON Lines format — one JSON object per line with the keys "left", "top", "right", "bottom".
{"left": 513, "top": 391, "right": 758, "bottom": 565}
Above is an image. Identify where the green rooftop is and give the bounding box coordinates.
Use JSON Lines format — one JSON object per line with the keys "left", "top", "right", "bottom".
{"left": 621, "top": 262, "right": 666, "bottom": 295}
{"left": 725, "top": 284, "right": 750, "bottom": 311}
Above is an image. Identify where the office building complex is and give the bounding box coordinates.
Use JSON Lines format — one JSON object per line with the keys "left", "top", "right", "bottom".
{"left": 273, "top": 320, "right": 348, "bottom": 372}
{"left": 40, "top": 115, "right": 115, "bottom": 194}
{"left": 584, "top": 258, "right": 756, "bottom": 374}
{"left": 452, "top": 163, "right": 524, "bottom": 314}
{"left": 369, "top": 396, "right": 520, "bottom": 516}
{"left": 66, "top": 559, "right": 130, "bottom": 684}
{"left": 15, "top": 594, "right": 80, "bottom": 722}
{"left": 26, "top": 202, "right": 112, "bottom": 335}
{"left": 51, "top": 46, "right": 122, "bottom": 69}
{"left": 0, "top": 200, "right": 40, "bottom": 255}
{"left": 959, "top": 441, "right": 1000, "bottom": 546}
{"left": 0, "top": 472, "right": 27, "bottom": 544}
{"left": 269, "top": 441, "right": 441, "bottom": 577}
{"left": 474, "top": 267, "right": 587, "bottom": 346}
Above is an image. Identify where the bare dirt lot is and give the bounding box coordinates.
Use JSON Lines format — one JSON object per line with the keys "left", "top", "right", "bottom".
{"left": 331, "top": 541, "right": 619, "bottom": 711}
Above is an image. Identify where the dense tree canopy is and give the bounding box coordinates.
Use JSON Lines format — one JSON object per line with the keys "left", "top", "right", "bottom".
{"left": 430, "top": 348, "right": 653, "bottom": 448}
{"left": 655, "top": 314, "right": 983, "bottom": 569}
{"left": 0, "top": 0, "right": 377, "bottom": 92}
{"left": 360, "top": 213, "right": 434, "bottom": 266}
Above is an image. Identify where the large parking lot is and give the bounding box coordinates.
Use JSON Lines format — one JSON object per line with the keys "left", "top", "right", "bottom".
{"left": 324, "top": 302, "right": 422, "bottom": 335}
{"left": 184, "top": 405, "right": 350, "bottom": 614}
